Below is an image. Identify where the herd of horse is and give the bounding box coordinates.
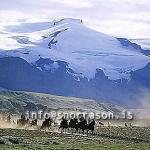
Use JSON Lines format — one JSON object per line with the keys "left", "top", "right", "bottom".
{"left": 12, "top": 115, "right": 95, "bottom": 134}
{"left": 16, "top": 114, "right": 96, "bottom": 134}
{"left": 60, "top": 117, "right": 96, "bottom": 134}
{"left": 2, "top": 114, "right": 135, "bottom": 135}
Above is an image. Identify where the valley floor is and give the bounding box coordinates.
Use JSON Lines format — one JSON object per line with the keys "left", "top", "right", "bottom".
{"left": 0, "top": 128, "right": 150, "bottom": 150}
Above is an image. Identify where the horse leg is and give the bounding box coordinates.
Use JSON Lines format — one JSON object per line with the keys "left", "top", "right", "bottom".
{"left": 78, "top": 129, "right": 80, "bottom": 134}
{"left": 82, "top": 129, "right": 84, "bottom": 134}
{"left": 86, "top": 129, "right": 89, "bottom": 135}
{"left": 92, "top": 129, "right": 94, "bottom": 135}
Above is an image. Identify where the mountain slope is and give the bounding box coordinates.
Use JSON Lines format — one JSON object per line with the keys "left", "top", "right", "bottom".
{"left": 131, "top": 39, "right": 150, "bottom": 50}
{"left": 0, "top": 18, "right": 150, "bottom": 106}
{"left": 130, "top": 39, "right": 150, "bottom": 56}
{"left": 0, "top": 91, "right": 124, "bottom": 114}
{"left": 0, "top": 18, "right": 149, "bottom": 80}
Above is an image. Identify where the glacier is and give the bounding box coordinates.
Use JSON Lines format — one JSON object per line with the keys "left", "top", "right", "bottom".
{"left": 0, "top": 18, "right": 150, "bottom": 80}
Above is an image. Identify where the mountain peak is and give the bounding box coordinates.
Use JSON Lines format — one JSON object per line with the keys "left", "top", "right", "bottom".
{"left": 53, "top": 18, "right": 83, "bottom": 25}
{"left": 0, "top": 18, "right": 149, "bottom": 80}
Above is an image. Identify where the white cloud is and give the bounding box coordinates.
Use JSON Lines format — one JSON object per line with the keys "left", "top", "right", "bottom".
{"left": 54, "top": 0, "right": 93, "bottom": 8}
{"left": 0, "top": 0, "right": 150, "bottom": 38}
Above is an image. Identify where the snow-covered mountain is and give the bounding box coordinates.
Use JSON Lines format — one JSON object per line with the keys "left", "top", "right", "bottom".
{"left": 131, "top": 39, "right": 150, "bottom": 50}
{"left": 0, "top": 18, "right": 149, "bottom": 80}
{"left": 130, "top": 39, "right": 150, "bottom": 56}
{"left": 0, "top": 18, "right": 150, "bottom": 107}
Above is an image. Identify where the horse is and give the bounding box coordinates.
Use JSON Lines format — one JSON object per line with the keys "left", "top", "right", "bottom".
{"left": 86, "top": 119, "right": 95, "bottom": 134}
{"left": 59, "top": 117, "right": 68, "bottom": 133}
{"left": 41, "top": 117, "right": 53, "bottom": 130}
{"left": 68, "top": 118, "right": 78, "bottom": 133}
{"left": 17, "top": 114, "right": 29, "bottom": 127}
{"left": 77, "top": 117, "right": 87, "bottom": 134}
{"left": 17, "top": 118, "right": 29, "bottom": 127}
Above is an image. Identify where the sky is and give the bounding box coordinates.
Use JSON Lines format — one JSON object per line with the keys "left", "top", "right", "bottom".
{"left": 0, "top": 0, "right": 150, "bottom": 39}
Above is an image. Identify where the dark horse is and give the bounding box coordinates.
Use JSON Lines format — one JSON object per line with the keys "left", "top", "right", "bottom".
{"left": 41, "top": 117, "right": 53, "bottom": 129}
{"left": 68, "top": 118, "right": 78, "bottom": 133}
{"left": 69, "top": 117, "right": 95, "bottom": 134}
{"left": 86, "top": 119, "right": 95, "bottom": 134}
{"left": 77, "top": 117, "right": 87, "bottom": 133}
{"left": 17, "top": 114, "right": 29, "bottom": 127}
{"left": 59, "top": 117, "right": 68, "bottom": 133}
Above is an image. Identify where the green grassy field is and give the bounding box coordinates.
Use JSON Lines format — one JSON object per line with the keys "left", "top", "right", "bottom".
{"left": 0, "top": 127, "right": 150, "bottom": 150}
{"left": 0, "top": 91, "right": 150, "bottom": 149}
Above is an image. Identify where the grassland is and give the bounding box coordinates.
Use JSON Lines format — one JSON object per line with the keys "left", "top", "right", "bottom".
{"left": 0, "top": 127, "right": 150, "bottom": 150}
{"left": 0, "top": 91, "right": 150, "bottom": 149}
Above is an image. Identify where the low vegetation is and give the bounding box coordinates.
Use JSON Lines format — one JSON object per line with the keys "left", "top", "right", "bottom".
{"left": 0, "top": 127, "right": 150, "bottom": 150}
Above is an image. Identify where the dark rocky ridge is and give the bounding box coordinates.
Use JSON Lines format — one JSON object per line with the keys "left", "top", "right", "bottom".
{"left": 0, "top": 57, "right": 150, "bottom": 107}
